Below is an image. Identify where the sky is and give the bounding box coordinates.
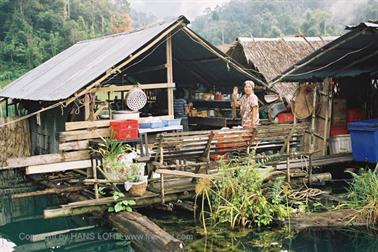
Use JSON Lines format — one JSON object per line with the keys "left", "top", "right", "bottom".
{"left": 128, "top": 0, "right": 231, "bottom": 20}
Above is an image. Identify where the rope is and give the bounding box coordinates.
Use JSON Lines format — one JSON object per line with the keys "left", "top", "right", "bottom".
{"left": 289, "top": 188, "right": 325, "bottom": 201}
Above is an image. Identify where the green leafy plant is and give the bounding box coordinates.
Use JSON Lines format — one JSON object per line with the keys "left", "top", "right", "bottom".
{"left": 98, "top": 186, "right": 106, "bottom": 196}
{"left": 90, "top": 138, "right": 135, "bottom": 181}
{"left": 345, "top": 167, "right": 378, "bottom": 226}
{"left": 193, "top": 156, "right": 301, "bottom": 231}
{"left": 107, "top": 191, "right": 136, "bottom": 213}
{"left": 209, "top": 159, "right": 288, "bottom": 228}
{"left": 194, "top": 177, "right": 213, "bottom": 234}
{"left": 127, "top": 163, "right": 143, "bottom": 183}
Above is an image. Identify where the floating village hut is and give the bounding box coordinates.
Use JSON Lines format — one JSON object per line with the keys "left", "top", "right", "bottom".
{"left": 0, "top": 15, "right": 264, "bottom": 158}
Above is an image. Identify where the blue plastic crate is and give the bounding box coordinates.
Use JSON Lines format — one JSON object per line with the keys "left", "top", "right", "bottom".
{"left": 139, "top": 122, "right": 152, "bottom": 129}
{"left": 150, "top": 121, "right": 164, "bottom": 128}
{"left": 162, "top": 118, "right": 182, "bottom": 127}
{"left": 348, "top": 119, "right": 378, "bottom": 163}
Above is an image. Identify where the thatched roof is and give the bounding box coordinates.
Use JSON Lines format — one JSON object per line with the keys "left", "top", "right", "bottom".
{"left": 217, "top": 43, "right": 233, "bottom": 53}
{"left": 226, "top": 36, "right": 337, "bottom": 101}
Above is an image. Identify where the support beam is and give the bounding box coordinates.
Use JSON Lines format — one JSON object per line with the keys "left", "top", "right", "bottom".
{"left": 4, "top": 150, "right": 89, "bottom": 169}
{"left": 180, "top": 57, "right": 220, "bottom": 64}
{"left": 26, "top": 160, "right": 92, "bottom": 175}
{"left": 11, "top": 186, "right": 85, "bottom": 199}
{"left": 155, "top": 169, "right": 213, "bottom": 179}
{"left": 84, "top": 94, "right": 90, "bottom": 120}
{"left": 339, "top": 50, "right": 378, "bottom": 72}
{"left": 91, "top": 82, "right": 175, "bottom": 93}
{"left": 166, "top": 34, "right": 174, "bottom": 117}
{"left": 127, "top": 64, "right": 167, "bottom": 75}
{"left": 43, "top": 192, "right": 194, "bottom": 219}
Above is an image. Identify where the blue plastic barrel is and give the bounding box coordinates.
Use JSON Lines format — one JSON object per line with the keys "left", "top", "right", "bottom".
{"left": 348, "top": 119, "right": 378, "bottom": 163}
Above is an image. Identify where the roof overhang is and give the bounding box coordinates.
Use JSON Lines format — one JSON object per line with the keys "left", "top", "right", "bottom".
{"left": 273, "top": 22, "right": 378, "bottom": 83}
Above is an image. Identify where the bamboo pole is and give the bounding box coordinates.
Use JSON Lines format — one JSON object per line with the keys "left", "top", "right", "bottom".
{"left": 309, "top": 85, "right": 318, "bottom": 184}
{"left": 160, "top": 173, "right": 165, "bottom": 204}
{"left": 166, "top": 33, "right": 174, "bottom": 117}
{"left": 11, "top": 186, "right": 85, "bottom": 199}
{"left": 44, "top": 192, "right": 194, "bottom": 219}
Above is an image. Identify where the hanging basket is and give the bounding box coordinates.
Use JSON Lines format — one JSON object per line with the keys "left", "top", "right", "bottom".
{"left": 291, "top": 84, "right": 315, "bottom": 120}
{"left": 128, "top": 181, "right": 147, "bottom": 197}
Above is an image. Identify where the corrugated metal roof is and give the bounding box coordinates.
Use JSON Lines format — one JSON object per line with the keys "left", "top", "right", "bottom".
{"left": 0, "top": 17, "right": 188, "bottom": 101}
{"left": 275, "top": 21, "right": 378, "bottom": 82}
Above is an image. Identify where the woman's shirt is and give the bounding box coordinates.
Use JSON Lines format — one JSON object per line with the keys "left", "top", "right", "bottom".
{"left": 174, "top": 98, "right": 187, "bottom": 118}
{"left": 240, "top": 93, "right": 259, "bottom": 128}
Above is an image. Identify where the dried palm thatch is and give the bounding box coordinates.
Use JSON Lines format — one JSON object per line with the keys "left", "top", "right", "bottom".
{"left": 226, "top": 36, "right": 337, "bottom": 102}
{"left": 217, "top": 43, "right": 233, "bottom": 53}
{"left": 0, "top": 117, "right": 31, "bottom": 166}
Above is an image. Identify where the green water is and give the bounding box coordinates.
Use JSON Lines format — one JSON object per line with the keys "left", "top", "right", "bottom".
{"left": 0, "top": 172, "right": 132, "bottom": 252}
{"left": 1, "top": 176, "right": 377, "bottom": 251}
{"left": 143, "top": 210, "right": 378, "bottom": 252}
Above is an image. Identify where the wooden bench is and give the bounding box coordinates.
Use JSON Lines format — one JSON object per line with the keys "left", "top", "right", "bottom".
{"left": 150, "top": 123, "right": 309, "bottom": 171}
{"left": 150, "top": 123, "right": 310, "bottom": 201}
{"left": 150, "top": 128, "right": 259, "bottom": 169}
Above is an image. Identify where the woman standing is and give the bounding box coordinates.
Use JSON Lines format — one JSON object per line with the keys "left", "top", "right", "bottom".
{"left": 232, "top": 80, "right": 259, "bottom": 129}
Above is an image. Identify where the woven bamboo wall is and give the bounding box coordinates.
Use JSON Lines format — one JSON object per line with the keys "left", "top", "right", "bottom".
{"left": 0, "top": 117, "right": 31, "bottom": 166}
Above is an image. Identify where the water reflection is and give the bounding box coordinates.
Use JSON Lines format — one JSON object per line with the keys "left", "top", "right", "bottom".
{"left": 0, "top": 176, "right": 133, "bottom": 252}
{"left": 1, "top": 172, "right": 377, "bottom": 252}
{"left": 145, "top": 209, "right": 378, "bottom": 252}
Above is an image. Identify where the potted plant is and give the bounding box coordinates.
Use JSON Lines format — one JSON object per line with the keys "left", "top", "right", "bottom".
{"left": 91, "top": 138, "right": 133, "bottom": 182}
{"left": 124, "top": 163, "right": 147, "bottom": 197}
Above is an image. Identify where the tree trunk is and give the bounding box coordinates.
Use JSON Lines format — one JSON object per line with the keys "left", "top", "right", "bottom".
{"left": 108, "top": 211, "right": 183, "bottom": 252}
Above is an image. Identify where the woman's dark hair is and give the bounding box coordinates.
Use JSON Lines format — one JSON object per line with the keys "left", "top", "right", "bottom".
{"left": 174, "top": 88, "right": 185, "bottom": 99}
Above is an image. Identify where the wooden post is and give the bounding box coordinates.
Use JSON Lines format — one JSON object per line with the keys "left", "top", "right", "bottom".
{"left": 121, "top": 91, "right": 125, "bottom": 110}
{"left": 286, "top": 143, "right": 291, "bottom": 184}
{"left": 14, "top": 102, "right": 18, "bottom": 116}
{"left": 286, "top": 115, "right": 296, "bottom": 184}
{"left": 166, "top": 34, "right": 174, "bottom": 117}
{"left": 5, "top": 98, "right": 8, "bottom": 117}
{"left": 93, "top": 159, "right": 99, "bottom": 199}
{"left": 160, "top": 173, "right": 165, "bottom": 204}
{"left": 88, "top": 93, "right": 95, "bottom": 121}
{"left": 107, "top": 92, "right": 111, "bottom": 118}
{"left": 323, "top": 83, "right": 333, "bottom": 156}
{"left": 309, "top": 85, "right": 317, "bottom": 184}
{"left": 84, "top": 94, "right": 90, "bottom": 120}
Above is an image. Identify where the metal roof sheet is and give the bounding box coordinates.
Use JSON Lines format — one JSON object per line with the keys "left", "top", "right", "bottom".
{"left": 0, "top": 17, "right": 187, "bottom": 101}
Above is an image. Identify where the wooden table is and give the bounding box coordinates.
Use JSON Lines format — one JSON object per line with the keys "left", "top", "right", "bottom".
{"left": 188, "top": 116, "right": 241, "bottom": 128}
{"left": 139, "top": 125, "right": 183, "bottom": 156}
